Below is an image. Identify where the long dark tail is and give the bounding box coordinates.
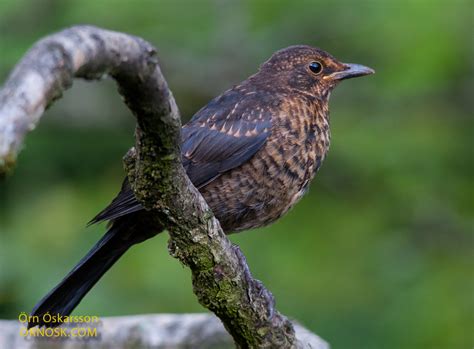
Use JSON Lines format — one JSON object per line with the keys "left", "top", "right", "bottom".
{"left": 28, "top": 223, "right": 133, "bottom": 328}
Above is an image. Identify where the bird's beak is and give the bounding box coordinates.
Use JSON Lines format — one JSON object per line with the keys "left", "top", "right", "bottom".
{"left": 330, "top": 63, "right": 375, "bottom": 81}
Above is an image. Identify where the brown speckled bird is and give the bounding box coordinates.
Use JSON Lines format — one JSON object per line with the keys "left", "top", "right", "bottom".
{"left": 29, "top": 45, "right": 374, "bottom": 327}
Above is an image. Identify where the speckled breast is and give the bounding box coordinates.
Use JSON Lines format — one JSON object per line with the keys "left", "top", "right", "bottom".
{"left": 200, "top": 96, "right": 330, "bottom": 233}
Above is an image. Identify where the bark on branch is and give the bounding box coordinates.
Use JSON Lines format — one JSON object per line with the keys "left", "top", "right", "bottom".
{"left": 0, "top": 25, "right": 309, "bottom": 348}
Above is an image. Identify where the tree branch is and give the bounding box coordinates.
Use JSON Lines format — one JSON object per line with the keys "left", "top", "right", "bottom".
{"left": 0, "top": 25, "right": 301, "bottom": 347}
{"left": 0, "top": 314, "right": 329, "bottom": 349}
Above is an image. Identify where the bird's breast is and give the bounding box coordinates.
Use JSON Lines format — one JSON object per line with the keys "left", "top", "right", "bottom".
{"left": 264, "top": 100, "right": 331, "bottom": 218}
{"left": 200, "top": 97, "right": 331, "bottom": 233}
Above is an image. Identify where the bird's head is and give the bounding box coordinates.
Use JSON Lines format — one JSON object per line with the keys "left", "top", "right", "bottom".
{"left": 258, "top": 45, "right": 374, "bottom": 97}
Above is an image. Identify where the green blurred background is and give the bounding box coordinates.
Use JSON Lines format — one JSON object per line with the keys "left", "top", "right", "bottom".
{"left": 0, "top": 0, "right": 472, "bottom": 348}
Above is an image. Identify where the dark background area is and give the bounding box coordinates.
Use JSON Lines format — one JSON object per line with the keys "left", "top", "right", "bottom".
{"left": 0, "top": 0, "right": 472, "bottom": 348}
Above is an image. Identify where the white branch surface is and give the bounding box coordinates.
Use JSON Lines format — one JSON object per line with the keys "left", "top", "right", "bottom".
{"left": 0, "top": 314, "right": 329, "bottom": 349}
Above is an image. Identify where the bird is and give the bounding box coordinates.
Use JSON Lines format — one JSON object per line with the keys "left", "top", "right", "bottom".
{"left": 28, "top": 45, "right": 374, "bottom": 328}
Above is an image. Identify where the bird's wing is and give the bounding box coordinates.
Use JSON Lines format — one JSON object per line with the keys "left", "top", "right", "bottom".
{"left": 89, "top": 89, "right": 273, "bottom": 225}
{"left": 181, "top": 89, "right": 272, "bottom": 187}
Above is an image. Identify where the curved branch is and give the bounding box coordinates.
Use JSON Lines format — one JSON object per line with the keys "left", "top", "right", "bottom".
{"left": 0, "top": 26, "right": 298, "bottom": 347}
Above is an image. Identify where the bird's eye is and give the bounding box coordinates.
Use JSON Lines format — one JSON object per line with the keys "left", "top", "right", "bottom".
{"left": 309, "top": 61, "right": 323, "bottom": 74}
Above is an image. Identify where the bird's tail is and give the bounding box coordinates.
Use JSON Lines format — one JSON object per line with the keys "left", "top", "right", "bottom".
{"left": 28, "top": 223, "right": 132, "bottom": 328}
